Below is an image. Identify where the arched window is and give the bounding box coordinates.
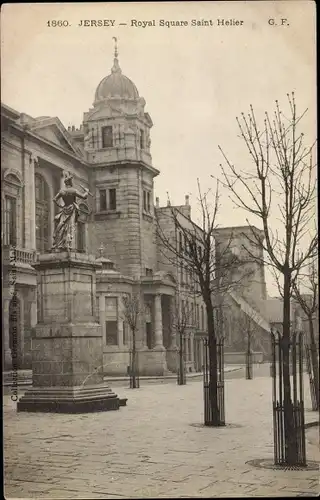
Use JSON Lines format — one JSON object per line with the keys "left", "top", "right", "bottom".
{"left": 76, "top": 203, "right": 90, "bottom": 252}
{"left": 3, "top": 173, "right": 21, "bottom": 247}
{"left": 35, "top": 174, "right": 50, "bottom": 252}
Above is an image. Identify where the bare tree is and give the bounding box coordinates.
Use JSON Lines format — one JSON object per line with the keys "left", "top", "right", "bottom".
{"left": 171, "top": 288, "right": 196, "bottom": 385}
{"left": 220, "top": 93, "right": 317, "bottom": 463}
{"left": 292, "top": 258, "right": 319, "bottom": 410}
{"left": 156, "top": 180, "right": 252, "bottom": 425}
{"left": 122, "top": 289, "right": 141, "bottom": 389}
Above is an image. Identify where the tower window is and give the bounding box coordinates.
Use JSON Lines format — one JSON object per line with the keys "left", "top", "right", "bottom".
{"left": 143, "top": 190, "right": 151, "bottom": 213}
{"left": 77, "top": 222, "right": 85, "bottom": 252}
{"left": 109, "top": 188, "right": 117, "bottom": 211}
{"left": 140, "top": 129, "right": 145, "bottom": 150}
{"left": 102, "top": 126, "right": 113, "bottom": 148}
{"left": 99, "top": 190, "right": 107, "bottom": 211}
{"left": 99, "top": 188, "right": 117, "bottom": 211}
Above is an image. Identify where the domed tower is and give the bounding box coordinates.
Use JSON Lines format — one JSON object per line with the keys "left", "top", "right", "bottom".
{"left": 84, "top": 39, "right": 159, "bottom": 278}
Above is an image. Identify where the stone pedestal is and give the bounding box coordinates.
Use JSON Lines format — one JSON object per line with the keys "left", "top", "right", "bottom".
{"left": 17, "top": 252, "right": 122, "bottom": 413}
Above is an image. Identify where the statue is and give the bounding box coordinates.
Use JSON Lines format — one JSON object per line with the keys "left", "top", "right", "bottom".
{"left": 52, "top": 172, "right": 90, "bottom": 252}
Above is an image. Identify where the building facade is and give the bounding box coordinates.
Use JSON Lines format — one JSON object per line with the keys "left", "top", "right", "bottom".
{"left": 2, "top": 47, "right": 271, "bottom": 376}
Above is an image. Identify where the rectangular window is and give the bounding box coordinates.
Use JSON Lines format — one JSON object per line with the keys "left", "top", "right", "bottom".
{"left": 102, "top": 126, "right": 113, "bottom": 148}
{"left": 99, "top": 190, "right": 107, "bottom": 211}
{"left": 109, "top": 188, "right": 117, "bottom": 210}
{"left": 4, "top": 196, "right": 17, "bottom": 246}
{"left": 140, "top": 129, "right": 145, "bottom": 150}
{"left": 196, "top": 305, "right": 200, "bottom": 329}
{"left": 99, "top": 189, "right": 117, "bottom": 211}
{"left": 105, "top": 297, "right": 118, "bottom": 345}
{"left": 106, "top": 321, "right": 118, "bottom": 345}
{"left": 77, "top": 222, "right": 85, "bottom": 252}
{"left": 143, "top": 190, "right": 151, "bottom": 213}
{"left": 147, "top": 192, "right": 150, "bottom": 212}
{"left": 123, "top": 321, "right": 128, "bottom": 345}
{"left": 145, "top": 268, "right": 153, "bottom": 277}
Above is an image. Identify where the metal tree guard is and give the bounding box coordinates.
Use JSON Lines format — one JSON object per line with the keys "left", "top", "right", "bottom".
{"left": 271, "top": 329, "right": 306, "bottom": 467}
{"left": 129, "top": 349, "right": 140, "bottom": 389}
{"left": 304, "top": 340, "right": 318, "bottom": 411}
{"left": 202, "top": 337, "right": 225, "bottom": 426}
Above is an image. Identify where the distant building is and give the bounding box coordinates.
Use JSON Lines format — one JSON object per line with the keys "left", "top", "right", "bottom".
{"left": 2, "top": 46, "right": 272, "bottom": 375}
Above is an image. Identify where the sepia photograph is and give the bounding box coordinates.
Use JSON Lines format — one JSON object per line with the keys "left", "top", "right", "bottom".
{"left": 1, "top": 1, "right": 318, "bottom": 498}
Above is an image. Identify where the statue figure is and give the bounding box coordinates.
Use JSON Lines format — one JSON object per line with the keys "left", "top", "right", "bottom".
{"left": 52, "top": 172, "right": 89, "bottom": 252}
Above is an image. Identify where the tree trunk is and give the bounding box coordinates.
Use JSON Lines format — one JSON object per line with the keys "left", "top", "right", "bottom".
{"left": 308, "top": 316, "right": 319, "bottom": 410}
{"left": 178, "top": 331, "right": 186, "bottom": 385}
{"left": 282, "top": 273, "right": 296, "bottom": 464}
{"left": 207, "top": 302, "right": 220, "bottom": 426}
{"left": 246, "top": 332, "right": 252, "bottom": 380}
{"left": 132, "top": 330, "right": 137, "bottom": 388}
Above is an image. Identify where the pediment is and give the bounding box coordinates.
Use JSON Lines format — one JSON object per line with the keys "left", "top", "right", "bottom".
{"left": 85, "top": 104, "right": 123, "bottom": 122}
{"left": 164, "top": 272, "right": 176, "bottom": 284}
{"left": 30, "top": 118, "right": 83, "bottom": 157}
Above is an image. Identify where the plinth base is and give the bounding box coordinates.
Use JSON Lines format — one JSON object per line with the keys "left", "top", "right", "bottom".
{"left": 17, "top": 383, "right": 121, "bottom": 413}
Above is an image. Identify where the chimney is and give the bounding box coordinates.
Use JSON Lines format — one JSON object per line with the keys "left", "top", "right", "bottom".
{"left": 155, "top": 197, "right": 159, "bottom": 208}
{"left": 185, "top": 195, "right": 189, "bottom": 206}
{"left": 167, "top": 200, "right": 171, "bottom": 207}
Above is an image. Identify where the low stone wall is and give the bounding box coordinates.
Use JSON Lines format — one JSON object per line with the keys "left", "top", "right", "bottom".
{"left": 103, "top": 347, "right": 169, "bottom": 376}
{"left": 224, "top": 351, "right": 264, "bottom": 364}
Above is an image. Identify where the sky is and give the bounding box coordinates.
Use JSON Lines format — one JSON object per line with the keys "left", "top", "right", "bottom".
{"left": 1, "top": 1, "right": 317, "bottom": 296}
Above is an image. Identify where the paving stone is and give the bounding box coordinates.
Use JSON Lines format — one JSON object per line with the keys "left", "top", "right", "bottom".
{"left": 4, "top": 374, "right": 320, "bottom": 498}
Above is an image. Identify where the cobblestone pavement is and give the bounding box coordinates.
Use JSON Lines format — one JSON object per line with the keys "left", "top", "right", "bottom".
{"left": 4, "top": 372, "right": 320, "bottom": 499}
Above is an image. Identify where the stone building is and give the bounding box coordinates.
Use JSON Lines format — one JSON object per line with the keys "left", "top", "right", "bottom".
{"left": 1, "top": 47, "right": 271, "bottom": 376}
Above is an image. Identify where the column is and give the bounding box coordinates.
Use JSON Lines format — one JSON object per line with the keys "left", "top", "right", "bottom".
{"left": 184, "top": 335, "right": 189, "bottom": 363}
{"left": 29, "top": 154, "right": 37, "bottom": 249}
{"left": 190, "top": 333, "right": 195, "bottom": 366}
{"left": 154, "top": 294, "right": 163, "bottom": 347}
{"left": 117, "top": 297, "right": 124, "bottom": 349}
{"left": 3, "top": 297, "right": 12, "bottom": 370}
{"left": 169, "top": 297, "right": 177, "bottom": 348}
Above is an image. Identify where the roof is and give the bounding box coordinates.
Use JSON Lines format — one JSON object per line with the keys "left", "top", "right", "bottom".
{"left": 94, "top": 57, "right": 139, "bottom": 103}
{"left": 230, "top": 291, "right": 271, "bottom": 331}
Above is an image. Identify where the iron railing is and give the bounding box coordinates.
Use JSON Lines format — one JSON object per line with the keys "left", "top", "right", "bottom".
{"left": 128, "top": 349, "right": 140, "bottom": 389}
{"left": 271, "top": 330, "right": 306, "bottom": 467}
{"left": 202, "top": 337, "right": 225, "bottom": 426}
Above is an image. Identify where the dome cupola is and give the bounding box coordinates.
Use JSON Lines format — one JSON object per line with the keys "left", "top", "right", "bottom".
{"left": 94, "top": 38, "right": 139, "bottom": 104}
